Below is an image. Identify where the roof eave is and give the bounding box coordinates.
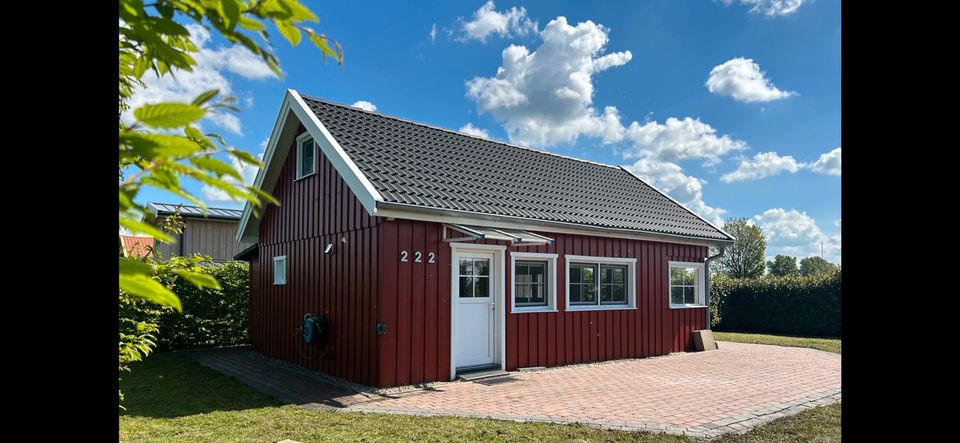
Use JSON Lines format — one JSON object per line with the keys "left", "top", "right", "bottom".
{"left": 618, "top": 166, "right": 736, "bottom": 243}
{"left": 375, "top": 201, "right": 735, "bottom": 247}
{"left": 236, "top": 89, "right": 384, "bottom": 244}
{"left": 233, "top": 243, "right": 259, "bottom": 261}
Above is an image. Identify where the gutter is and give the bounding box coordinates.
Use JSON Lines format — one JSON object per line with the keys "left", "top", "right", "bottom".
{"left": 376, "top": 201, "right": 735, "bottom": 247}
{"left": 704, "top": 246, "right": 725, "bottom": 328}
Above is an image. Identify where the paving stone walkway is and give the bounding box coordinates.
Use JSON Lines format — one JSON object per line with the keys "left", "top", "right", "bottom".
{"left": 186, "top": 342, "right": 841, "bottom": 439}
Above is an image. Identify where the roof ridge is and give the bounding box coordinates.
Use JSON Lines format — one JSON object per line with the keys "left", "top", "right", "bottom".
{"left": 298, "top": 94, "right": 622, "bottom": 171}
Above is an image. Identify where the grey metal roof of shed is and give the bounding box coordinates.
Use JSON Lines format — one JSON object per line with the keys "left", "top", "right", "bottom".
{"left": 148, "top": 202, "right": 243, "bottom": 220}
{"left": 302, "top": 96, "right": 733, "bottom": 242}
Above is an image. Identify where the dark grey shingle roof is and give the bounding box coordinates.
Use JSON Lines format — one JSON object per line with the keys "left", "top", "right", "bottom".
{"left": 302, "top": 96, "right": 732, "bottom": 242}
{"left": 148, "top": 202, "right": 243, "bottom": 220}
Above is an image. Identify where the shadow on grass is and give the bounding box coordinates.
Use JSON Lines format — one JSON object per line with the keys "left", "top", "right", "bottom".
{"left": 120, "top": 352, "right": 281, "bottom": 418}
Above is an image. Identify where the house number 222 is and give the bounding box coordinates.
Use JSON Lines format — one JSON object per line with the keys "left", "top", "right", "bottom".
{"left": 400, "top": 250, "right": 435, "bottom": 263}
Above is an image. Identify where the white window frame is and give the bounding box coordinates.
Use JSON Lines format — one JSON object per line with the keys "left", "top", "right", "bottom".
{"left": 273, "top": 255, "right": 287, "bottom": 285}
{"left": 668, "top": 261, "right": 705, "bottom": 308}
{"left": 564, "top": 254, "right": 637, "bottom": 312}
{"left": 510, "top": 252, "right": 558, "bottom": 313}
{"left": 295, "top": 132, "right": 316, "bottom": 180}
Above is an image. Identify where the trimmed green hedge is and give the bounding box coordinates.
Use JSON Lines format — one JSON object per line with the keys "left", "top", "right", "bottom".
{"left": 123, "top": 255, "right": 250, "bottom": 351}
{"left": 156, "top": 257, "right": 250, "bottom": 350}
{"left": 710, "top": 270, "right": 840, "bottom": 337}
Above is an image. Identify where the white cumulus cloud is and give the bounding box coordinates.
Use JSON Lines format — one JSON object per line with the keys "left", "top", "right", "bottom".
{"left": 754, "top": 208, "right": 841, "bottom": 264}
{"left": 809, "top": 147, "right": 841, "bottom": 176}
{"left": 459, "top": 1, "right": 538, "bottom": 42}
{"left": 720, "top": 0, "right": 808, "bottom": 17}
{"left": 623, "top": 117, "right": 748, "bottom": 166}
{"left": 458, "top": 123, "right": 490, "bottom": 139}
{"left": 462, "top": 11, "right": 757, "bottom": 226}
{"left": 351, "top": 100, "right": 378, "bottom": 112}
{"left": 466, "top": 16, "right": 632, "bottom": 147}
{"left": 429, "top": 23, "right": 438, "bottom": 43}
{"left": 706, "top": 57, "right": 796, "bottom": 103}
{"left": 720, "top": 151, "right": 802, "bottom": 182}
{"left": 625, "top": 159, "right": 726, "bottom": 227}
{"left": 123, "top": 24, "right": 279, "bottom": 135}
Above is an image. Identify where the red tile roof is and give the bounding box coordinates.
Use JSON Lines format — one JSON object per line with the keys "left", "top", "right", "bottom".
{"left": 120, "top": 235, "right": 155, "bottom": 258}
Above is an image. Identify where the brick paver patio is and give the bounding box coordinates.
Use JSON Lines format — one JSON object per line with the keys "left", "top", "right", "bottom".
{"left": 187, "top": 341, "right": 840, "bottom": 438}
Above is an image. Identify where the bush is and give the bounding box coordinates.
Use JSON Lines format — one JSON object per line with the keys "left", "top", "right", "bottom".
{"left": 153, "top": 256, "right": 250, "bottom": 350}
{"left": 123, "top": 255, "right": 250, "bottom": 351}
{"left": 710, "top": 269, "right": 840, "bottom": 337}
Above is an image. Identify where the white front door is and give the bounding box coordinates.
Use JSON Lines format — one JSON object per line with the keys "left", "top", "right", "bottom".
{"left": 454, "top": 251, "right": 497, "bottom": 368}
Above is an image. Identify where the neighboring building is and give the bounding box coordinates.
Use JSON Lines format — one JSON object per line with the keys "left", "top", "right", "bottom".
{"left": 234, "top": 90, "right": 735, "bottom": 388}
{"left": 119, "top": 234, "right": 155, "bottom": 258}
{"left": 147, "top": 202, "right": 253, "bottom": 263}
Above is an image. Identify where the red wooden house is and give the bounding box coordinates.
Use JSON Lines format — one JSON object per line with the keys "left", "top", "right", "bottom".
{"left": 235, "top": 90, "right": 735, "bottom": 388}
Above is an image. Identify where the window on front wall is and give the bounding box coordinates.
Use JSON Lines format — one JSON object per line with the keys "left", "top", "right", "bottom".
{"left": 600, "top": 264, "right": 628, "bottom": 305}
{"left": 273, "top": 256, "right": 287, "bottom": 285}
{"left": 566, "top": 255, "right": 636, "bottom": 310}
{"left": 569, "top": 263, "right": 598, "bottom": 305}
{"left": 515, "top": 261, "right": 547, "bottom": 306}
{"left": 297, "top": 134, "right": 315, "bottom": 179}
{"left": 511, "top": 252, "right": 558, "bottom": 312}
{"left": 669, "top": 262, "right": 704, "bottom": 307}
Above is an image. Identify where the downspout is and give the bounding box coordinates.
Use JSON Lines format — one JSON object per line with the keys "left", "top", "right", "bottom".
{"left": 704, "top": 246, "right": 726, "bottom": 329}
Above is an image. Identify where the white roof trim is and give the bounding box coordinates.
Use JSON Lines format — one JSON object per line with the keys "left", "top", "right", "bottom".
{"left": 618, "top": 166, "right": 735, "bottom": 242}
{"left": 235, "top": 89, "right": 384, "bottom": 243}
{"left": 289, "top": 90, "right": 384, "bottom": 208}
{"left": 379, "top": 206, "right": 728, "bottom": 247}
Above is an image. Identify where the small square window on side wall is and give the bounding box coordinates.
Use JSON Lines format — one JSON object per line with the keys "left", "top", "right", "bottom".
{"left": 273, "top": 256, "right": 287, "bottom": 285}
{"left": 668, "top": 261, "right": 704, "bottom": 308}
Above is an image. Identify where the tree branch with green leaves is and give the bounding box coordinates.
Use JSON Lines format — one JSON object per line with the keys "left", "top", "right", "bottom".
{"left": 118, "top": 0, "right": 341, "bottom": 406}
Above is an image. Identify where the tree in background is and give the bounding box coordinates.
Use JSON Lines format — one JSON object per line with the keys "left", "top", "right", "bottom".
{"left": 714, "top": 217, "right": 766, "bottom": 279}
{"left": 767, "top": 254, "right": 799, "bottom": 277}
{"left": 800, "top": 256, "right": 838, "bottom": 276}
{"left": 118, "top": 0, "right": 341, "bottom": 407}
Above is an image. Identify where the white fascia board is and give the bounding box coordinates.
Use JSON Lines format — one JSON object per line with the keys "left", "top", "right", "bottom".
{"left": 618, "top": 166, "right": 736, "bottom": 242}
{"left": 288, "top": 90, "right": 383, "bottom": 212}
{"left": 374, "top": 206, "right": 728, "bottom": 248}
{"left": 235, "top": 89, "right": 384, "bottom": 243}
{"left": 236, "top": 92, "right": 295, "bottom": 243}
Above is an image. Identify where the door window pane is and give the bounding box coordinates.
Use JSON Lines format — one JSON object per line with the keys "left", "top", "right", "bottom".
{"left": 459, "top": 276, "right": 474, "bottom": 298}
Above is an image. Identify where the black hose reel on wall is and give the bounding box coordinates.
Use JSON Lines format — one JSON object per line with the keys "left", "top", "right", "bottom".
{"left": 298, "top": 313, "right": 328, "bottom": 360}
{"left": 303, "top": 313, "right": 327, "bottom": 346}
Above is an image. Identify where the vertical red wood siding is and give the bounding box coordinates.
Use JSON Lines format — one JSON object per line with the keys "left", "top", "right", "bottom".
{"left": 249, "top": 126, "right": 380, "bottom": 386}
{"left": 376, "top": 219, "right": 708, "bottom": 387}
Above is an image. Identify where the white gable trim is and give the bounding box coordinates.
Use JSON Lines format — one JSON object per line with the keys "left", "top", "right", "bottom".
{"left": 618, "top": 166, "right": 735, "bottom": 242}
{"left": 235, "top": 89, "right": 383, "bottom": 243}
{"left": 288, "top": 90, "right": 383, "bottom": 209}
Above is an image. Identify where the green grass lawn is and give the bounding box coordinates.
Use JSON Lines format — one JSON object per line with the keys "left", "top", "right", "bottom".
{"left": 121, "top": 350, "right": 840, "bottom": 442}
{"left": 713, "top": 332, "right": 841, "bottom": 354}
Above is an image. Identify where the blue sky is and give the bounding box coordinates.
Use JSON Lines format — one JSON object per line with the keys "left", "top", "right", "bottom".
{"left": 130, "top": 0, "right": 841, "bottom": 263}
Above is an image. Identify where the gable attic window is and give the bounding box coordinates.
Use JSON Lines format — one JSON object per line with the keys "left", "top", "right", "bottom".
{"left": 296, "top": 133, "right": 316, "bottom": 179}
